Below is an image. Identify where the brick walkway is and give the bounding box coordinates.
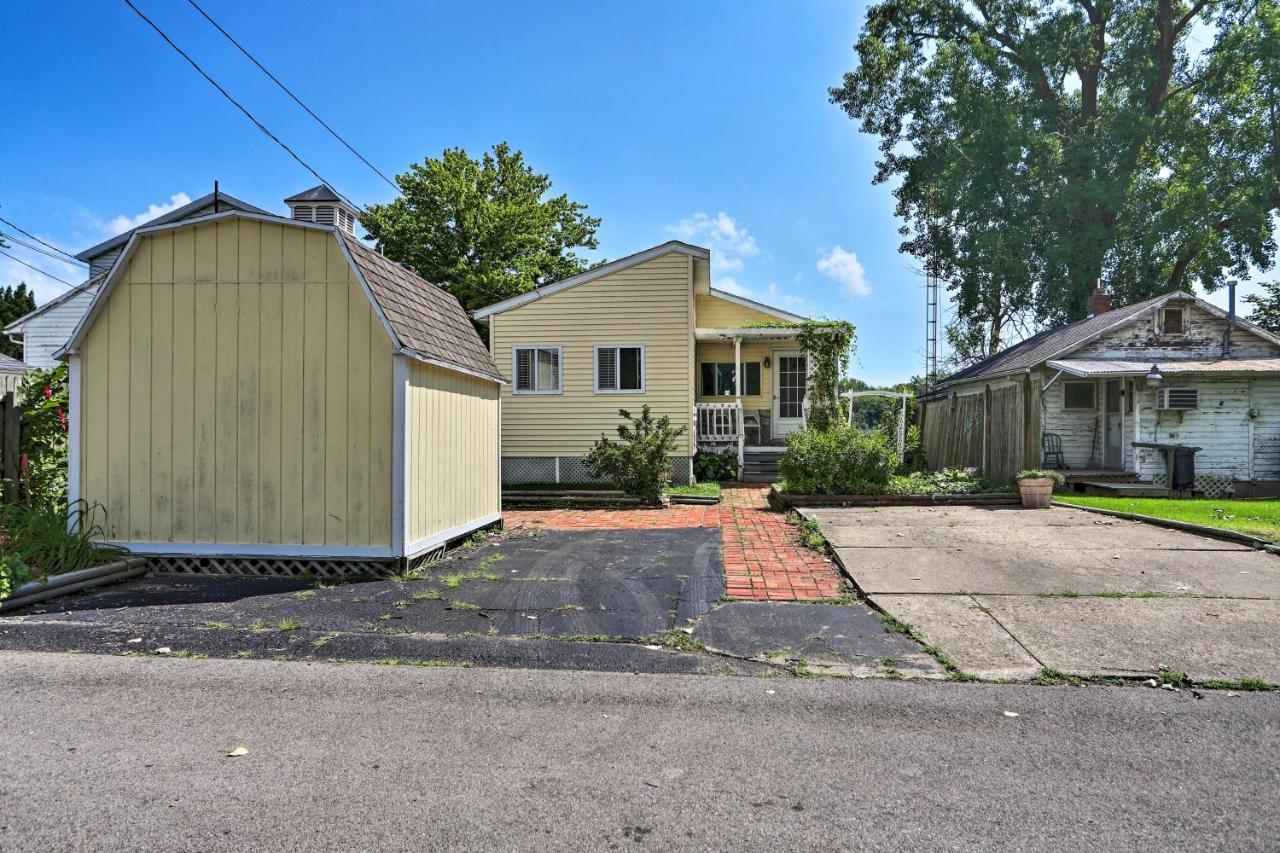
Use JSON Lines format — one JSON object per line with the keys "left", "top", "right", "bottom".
{"left": 718, "top": 486, "right": 845, "bottom": 602}
{"left": 504, "top": 503, "right": 720, "bottom": 530}
{"left": 503, "top": 486, "right": 845, "bottom": 602}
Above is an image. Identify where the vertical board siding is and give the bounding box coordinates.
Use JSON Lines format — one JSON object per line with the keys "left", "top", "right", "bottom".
{"left": 77, "top": 220, "right": 394, "bottom": 548}
{"left": 406, "top": 361, "right": 500, "bottom": 545}
{"left": 491, "top": 253, "right": 694, "bottom": 456}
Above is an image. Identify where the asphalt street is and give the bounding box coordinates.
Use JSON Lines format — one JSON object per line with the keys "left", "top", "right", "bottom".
{"left": 2, "top": 651, "right": 1278, "bottom": 851}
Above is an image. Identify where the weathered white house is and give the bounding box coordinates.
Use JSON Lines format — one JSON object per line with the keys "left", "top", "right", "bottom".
{"left": 922, "top": 289, "right": 1280, "bottom": 496}
{"left": 4, "top": 192, "right": 268, "bottom": 367}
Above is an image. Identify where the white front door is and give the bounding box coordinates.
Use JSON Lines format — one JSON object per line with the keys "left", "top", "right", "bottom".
{"left": 772, "top": 350, "right": 807, "bottom": 436}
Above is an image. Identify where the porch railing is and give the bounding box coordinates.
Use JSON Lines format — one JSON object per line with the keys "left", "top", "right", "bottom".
{"left": 695, "top": 401, "right": 744, "bottom": 468}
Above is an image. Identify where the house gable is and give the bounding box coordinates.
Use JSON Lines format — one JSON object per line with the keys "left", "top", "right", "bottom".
{"left": 695, "top": 291, "right": 802, "bottom": 328}
{"left": 1073, "top": 299, "right": 1280, "bottom": 361}
{"left": 488, "top": 250, "right": 695, "bottom": 457}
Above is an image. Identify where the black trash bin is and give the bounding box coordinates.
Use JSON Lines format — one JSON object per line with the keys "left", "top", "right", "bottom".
{"left": 1171, "top": 445, "right": 1200, "bottom": 491}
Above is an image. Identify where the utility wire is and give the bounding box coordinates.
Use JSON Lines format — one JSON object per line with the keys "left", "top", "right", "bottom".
{"left": 0, "top": 216, "right": 85, "bottom": 264}
{"left": 0, "top": 250, "right": 76, "bottom": 287}
{"left": 184, "top": 0, "right": 399, "bottom": 194}
{"left": 121, "top": 0, "right": 365, "bottom": 213}
{"left": 0, "top": 232, "right": 86, "bottom": 267}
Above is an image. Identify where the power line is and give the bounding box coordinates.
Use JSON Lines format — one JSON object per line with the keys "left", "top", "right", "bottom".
{"left": 184, "top": 0, "right": 399, "bottom": 194}
{"left": 1, "top": 231, "right": 86, "bottom": 267}
{"left": 121, "top": 0, "right": 365, "bottom": 214}
{"left": 0, "top": 216, "right": 85, "bottom": 265}
{"left": 0, "top": 250, "right": 76, "bottom": 287}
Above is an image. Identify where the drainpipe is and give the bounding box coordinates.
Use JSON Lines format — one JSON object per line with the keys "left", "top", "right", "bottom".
{"left": 1223, "top": 279, "right": 1237, "bottom": 357}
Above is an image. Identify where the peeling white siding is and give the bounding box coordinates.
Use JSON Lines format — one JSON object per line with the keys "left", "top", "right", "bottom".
{"left": 1076, "top": 302, "right": 1277, "bottom": 360}
{"left": 1130, "top": 377, "right": 1274, "bottom": 481}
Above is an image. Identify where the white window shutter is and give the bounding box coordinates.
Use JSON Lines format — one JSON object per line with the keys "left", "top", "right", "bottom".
{"left": 597, "top": 347, "right": 617, "bottom": 390}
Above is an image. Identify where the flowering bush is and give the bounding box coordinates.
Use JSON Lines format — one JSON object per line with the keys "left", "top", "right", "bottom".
{"left": 15, "top": 363, "right": 69, "bottom": 512}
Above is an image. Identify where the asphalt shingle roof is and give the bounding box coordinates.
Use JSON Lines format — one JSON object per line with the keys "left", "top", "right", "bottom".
{"left": 0, "top": 353, "right": 29, "bottom": 374}
{"left": 939, "top": 292, "right": 1179, "bottom": 387}
{"left": 284, "top": 184, "right": 342, "bottom": 203}
{"left": 341, "top": 236, "right": 504, "bottom": 383}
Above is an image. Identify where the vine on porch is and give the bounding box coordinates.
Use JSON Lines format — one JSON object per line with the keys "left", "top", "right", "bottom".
{"left": 795, "top": 319, "right": 856, "bottom": 432}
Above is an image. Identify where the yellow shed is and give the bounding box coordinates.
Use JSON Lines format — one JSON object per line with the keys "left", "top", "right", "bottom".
{"left": 58, "top": 209, "right": 504, "bottom": 572}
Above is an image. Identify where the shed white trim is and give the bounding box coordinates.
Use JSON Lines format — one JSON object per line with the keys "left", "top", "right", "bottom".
{"left": 471, "top": 241, "right": 710, "bottom": 319}
{"left": 391, "top": 355, "right": 409, "bottom": 555}
{"left": 405, "top": 512, "right": 503, "bottom": 560}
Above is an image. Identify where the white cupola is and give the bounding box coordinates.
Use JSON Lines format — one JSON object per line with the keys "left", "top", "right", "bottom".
{"left": 284, "top": 184, "right": 357, "bottom": 235}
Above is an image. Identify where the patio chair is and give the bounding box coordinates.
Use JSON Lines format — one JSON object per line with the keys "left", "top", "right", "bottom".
{"left": 742, "top": 409, "right": 763, "bottom": 445}
{"left": 1042, "top": 432, "right": 1066, "bottom": 469}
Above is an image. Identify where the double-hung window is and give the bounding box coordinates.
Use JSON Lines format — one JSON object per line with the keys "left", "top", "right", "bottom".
{"left": 595, "top": 345, "right": 645, "bottom": 393}
{"left": 512, "top": 346, "right": 561, "bottom": 394}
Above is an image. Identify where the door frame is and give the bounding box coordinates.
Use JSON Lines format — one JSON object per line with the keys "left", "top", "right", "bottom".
{"left": 772, "top": 348, "right": 807, "bottom": 436}
{"left": 1102, "top": 378, "right": 1125, "bottom": 470}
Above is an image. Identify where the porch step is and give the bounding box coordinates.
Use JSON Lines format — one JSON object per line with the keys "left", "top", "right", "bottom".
{"left": 1073, "top": 480, "right": 1172, "bottom": 498}
{"left": 743, "top": 462, "right": 781, "bottom": 475}
{"left": 743, "top": 449, "right": 785, "bottom": 462}
{"left": 741, "top": 471, "right": 779, "bottom": 484}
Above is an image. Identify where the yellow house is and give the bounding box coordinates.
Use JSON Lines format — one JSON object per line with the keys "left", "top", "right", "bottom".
{"left": 58, "top": 202, "right": 504, "bottom": 571}
{"left": 472, "top": 240, "right": 810, "bottom": 484}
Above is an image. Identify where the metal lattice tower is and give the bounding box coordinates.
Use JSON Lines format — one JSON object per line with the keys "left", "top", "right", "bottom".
{"left": 924, "top": 181, "right": 940, "bottom": 390}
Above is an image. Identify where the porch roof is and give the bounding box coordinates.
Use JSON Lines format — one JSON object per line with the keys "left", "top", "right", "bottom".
{"left": 1046, "top": 357, "right": 1280, "bottom": 378}
{"left": 695, "top": 326, "right": 801, "bottom": 342}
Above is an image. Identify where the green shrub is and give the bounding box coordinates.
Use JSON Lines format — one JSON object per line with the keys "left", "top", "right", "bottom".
{"left": 582, "top": 406, "right": 687, "bottom": 504}
{"left": 693, "top": 449, "right": 739, "bottom": 482}
{"left": 1017, "top": 469, "right": 1065, "bottom": 484}
{"left": 884, "top": 467, "right": 1006, "bottom": 495}
{"left": 779, "top": 425, "right": 898, "bottom": 495}
{"left": 0, "top": 555, "right": 30, "bottom": 600}
{"left": 0, "top": 500, "right": 125, "bottom": 582}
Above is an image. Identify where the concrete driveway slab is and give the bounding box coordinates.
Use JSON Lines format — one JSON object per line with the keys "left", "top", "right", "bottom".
{"left": 692, "top": 601, "right": 945, "bottom": 678}
{"left": 801, "top": 505, "right": 1103, "bottom": 528}
{"left": 979, "top": 595, "right": 1280, "bottom": 683}
{"left": 820, "top": 517, "right": 1253, "bottom": 551}
{"left": 869, "top": 594, "right": 1042, "bottom": 680}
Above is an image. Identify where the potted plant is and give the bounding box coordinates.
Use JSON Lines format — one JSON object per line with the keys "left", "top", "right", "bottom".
{"left": 1014, "top": 469, "right": 1064, "bottom": 509}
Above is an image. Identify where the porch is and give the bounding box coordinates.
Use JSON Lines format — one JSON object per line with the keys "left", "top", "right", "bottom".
{"left": 693, "top": 326, "right": 807, "bottom": 477}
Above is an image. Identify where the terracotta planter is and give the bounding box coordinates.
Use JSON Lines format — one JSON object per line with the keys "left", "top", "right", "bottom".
{"left": 1017, "top": 477, "right": 1055, "bottom": 509}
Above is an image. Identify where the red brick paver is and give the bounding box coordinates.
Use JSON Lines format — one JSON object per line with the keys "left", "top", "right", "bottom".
{"left": 504, "top": 503, "right": 720, "bottom": 530}
{"left": 718, "top": 485, "right": 845, "bottom": 602}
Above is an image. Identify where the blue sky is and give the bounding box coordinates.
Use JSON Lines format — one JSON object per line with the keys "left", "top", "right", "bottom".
{"left": 5, "top": 1, "right": 1246, "bottom": 385}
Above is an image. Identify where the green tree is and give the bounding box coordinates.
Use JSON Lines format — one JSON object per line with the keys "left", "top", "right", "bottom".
{"left": 1244, "top": 281, "right": 1280, "bottom": 333}
{"left": 360, "top": 142, "right": 601, "bottom": 312}
{"left": 831, "top": 0, "right": 1280, "bottom": 361}
{"left": 0, "top": 282, "right": 36, "bottom": 360}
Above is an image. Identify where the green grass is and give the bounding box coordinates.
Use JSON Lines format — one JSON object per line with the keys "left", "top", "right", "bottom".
{"left": 1055, "top": 495, "right": 1280, "bottom": 542}
{"left": 669, "top": 482, "right": 723, "bottom": 498}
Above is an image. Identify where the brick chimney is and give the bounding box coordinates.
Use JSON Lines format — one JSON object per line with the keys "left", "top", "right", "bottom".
{"left": 1087, "top": 285, "right": 1112, "bottom": 318}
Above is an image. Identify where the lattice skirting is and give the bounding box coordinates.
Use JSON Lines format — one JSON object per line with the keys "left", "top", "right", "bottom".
{"left": 503, "top": 456, "right": 693, "bottom": 485}
{"left": 1150, "top": 472, "right": 1237, "bottom": 498}
{"left": 147, "top": 554, "right": 399, "bottom": 578}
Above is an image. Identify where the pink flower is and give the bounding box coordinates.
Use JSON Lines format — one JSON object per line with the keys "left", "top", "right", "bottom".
{"left": 57, "top": 406, "right": 67, "bottom": 431}
{"left": 43, "top": 385, "right": 52, "bottom": 400}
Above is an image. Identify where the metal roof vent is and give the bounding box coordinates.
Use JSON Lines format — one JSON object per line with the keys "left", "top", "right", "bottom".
{"left": 284, "top": 185, "right": 357, "bottom": 235}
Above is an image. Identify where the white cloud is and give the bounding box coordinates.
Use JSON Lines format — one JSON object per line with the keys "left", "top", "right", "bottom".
{"left": 817, "top": 245, "right": 871, "bottom": 298}
{"left": 668, "top": 211, "right": 760, "bottom": 274}
{"left": 103, "top": 192, "right": 192, "bottom": 237}
{"left": 0, "top": 249, "right": 87, "bottom": 309}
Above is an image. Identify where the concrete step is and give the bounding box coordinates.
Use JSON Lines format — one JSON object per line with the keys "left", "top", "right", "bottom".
{"left": 741, "top": 472, "right": 779, "bottom": 483}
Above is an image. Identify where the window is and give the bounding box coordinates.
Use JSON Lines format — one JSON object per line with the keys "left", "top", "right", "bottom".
{"left": 595, "top": 345, "right": 644, "bottom": 393}
{"left": 700, "top": 362, "right": 761, "bottom": 397}
{"left": 512, "top": 346, "right": 561, "bottom": 394}
{"left": 1162, "top": 307, "right": 1185, "bottom": 335}
{"left": 1063, "top": 381, "right": 1096, "bottom": 410}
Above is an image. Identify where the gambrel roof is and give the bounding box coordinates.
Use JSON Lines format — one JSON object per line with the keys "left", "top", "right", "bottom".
{"left": 937, "top": 291, "right": 1280, "bottom": 390}
{"left": 57, "top": 211, "right": 502, "bottom": 384}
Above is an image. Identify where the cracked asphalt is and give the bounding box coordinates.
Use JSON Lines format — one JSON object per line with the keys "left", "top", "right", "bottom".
{"left": 0, "top": 527, "right": 932, "bottom": 677}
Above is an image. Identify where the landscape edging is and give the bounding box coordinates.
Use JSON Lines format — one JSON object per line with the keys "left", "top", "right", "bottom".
{"left": 769, "top": 484, "right": 1017, "bottom": 510}
{"left": 1052, "top": 500, "right": 1279, "bottom": 553}
{"left": 0, "top": 557, "right": 150, "bottom": 613}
